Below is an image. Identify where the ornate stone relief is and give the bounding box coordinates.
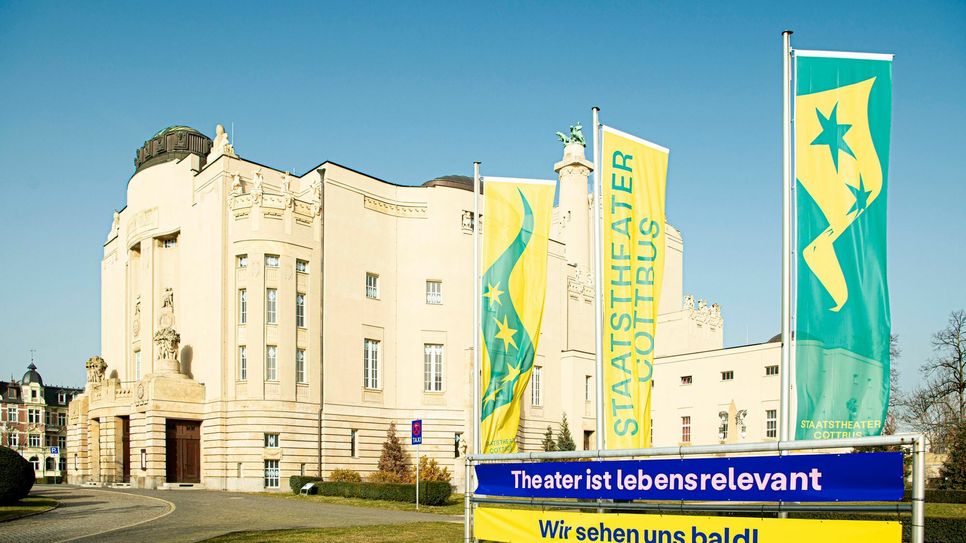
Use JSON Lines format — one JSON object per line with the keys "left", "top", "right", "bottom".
{"left": 364, "top": 195, "right": 427, "bottom": 218}
{"left": 153, "top": 326, "right": 181, "bottom": 374}
{"left": 685, "top": 294, "right": 723, "bottom": 328}
{"left": 133, "top": 296, "right": 141, "bottom": 336}
{"left": 85, "top": 356, "right": 107, "bottom": 384}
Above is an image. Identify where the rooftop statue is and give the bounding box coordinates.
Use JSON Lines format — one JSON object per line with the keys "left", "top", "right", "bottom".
{"left": 556, "top": 123, "right": 586, "bottom": 147}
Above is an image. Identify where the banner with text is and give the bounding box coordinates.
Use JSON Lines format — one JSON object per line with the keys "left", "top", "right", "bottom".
{"left": 474, "top": 451, "right": 902, "bottom": 502}
{"left": 475, "top": 508, "right": 900, "bottom": 543}
{"left": 601, "top": 126, "right": 668, "bottom": 450}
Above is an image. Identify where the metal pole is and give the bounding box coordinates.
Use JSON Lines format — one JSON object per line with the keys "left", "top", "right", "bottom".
{"left": 472, "top": 161, "right": 481, "bottom": 456}
{"left": 912, "top": 435, "right": 925, "bottom": 543}
{"left": 464, "top": 458, "right": 473, "bottom": 543}
{"left": 779, "top": 30, "right": 794, "bottom": 444}
{"left": 415, "top": 442, "right": 420, "bottom": 511}
{"left": 591, "top": 106, "right": 605, "bottom": 451}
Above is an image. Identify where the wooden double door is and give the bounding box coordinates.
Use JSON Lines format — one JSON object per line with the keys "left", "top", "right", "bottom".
{"left": 165, "top": 419, "right": 201, "bottom": 483}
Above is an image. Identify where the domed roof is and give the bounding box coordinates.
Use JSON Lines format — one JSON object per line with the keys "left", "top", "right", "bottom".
{"left": 134, "top": 125, "right": 213, "bottom": 173}
{"left": 421, "top": 175, "right": 477, "bottom": 192}
{"left": 21, "top": 363, "right": 43, "bottom": 386}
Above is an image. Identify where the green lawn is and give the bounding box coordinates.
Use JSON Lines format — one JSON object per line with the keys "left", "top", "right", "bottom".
{"left": 0, "top": 496, "right": 57, "bottom": 522}
{"left": 259, "top": 492, "right": 467, "bottom": 516}
{"left": 201, "top": 522, "right": 464, "bottom": 543}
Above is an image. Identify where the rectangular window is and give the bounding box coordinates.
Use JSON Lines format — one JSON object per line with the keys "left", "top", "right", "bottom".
{"left": 424, "top": 344, "right": 444, "bottom": 392}
{"left": 135, "top": 351, "right": 142, "bottom": 381}
{"left": 350, "top": 429, "right": 358, "bottom": 457}
{"left": 6, "top": 407, "right": 15, "bottom": 422}
{"left": 426, "top": 280, "right": 442, "bottom": 304}
{"left": 161, "top": 238, "right": 176, "bottom": 248}
{"left": 31, "top": 390, "right": 37, "bottom": 400}
{"left": 264, "top": 460, "right": 279, "bottom": 488}
{"left": 719, "top": 412, "right": 730, "bottom": 440}
{"left": 766, "top": 409, "right": 778, "bottom": 438}
{"left": 765, "top": 365, "right": 779, "bottom": 376}
{"left": 366, "top": 273, "right": 379, "bottom": 299}
{"left": 266, "top": 346, "right": 278, "bottom": 381}
{"left": 264, "top": 433, "right": 279, "bottom": 448}
{"left": 296, "top": 259, "right": 308, "bottom": 273}
{"left": 680, "top": 375, "right": 693, "bottom": 385}
{"left": 30, "top": 457, "right": 40, "bottom": 471}
{"left": 59, "top": 457, "right": 66, "bottom": 472}
{"left": 721, "top": 370, "right": 734, "bottom": 381}
{"left": 28, "top": 409, "right": 40, "bottom": 424}
{"left": 681, "top": 416, "right": 691, "bottom": 443}
{"left": 265, "top": 254, "right": 280, "bottom": 268}
{"left": 295, "top": 293, "right": 306, "bottom": 328}
{"left": 58, "top": 436, "right": 66, "bottom": 449}
{"left": 238, "top": 289, "right": 247, "bottom": 324}
{"left": 29, "top": 434, "right": 40, "bottom": 448}
{"left": 585, "top": 375, "right": 592, "bottom": 402}
{"left": 363, "top": 339, "right": 380, "bottom": 389}
{"left": 296, "top": 349, "right": 307, "bottom": 384}
{"left": 9, "top": 433, "right": 18, "bottom": 447}
{"left": 57, "top": 392, "right": 66, "bottom": 404}
{"left": 454, "top": 432, "right": 463, "bottom": 458}
{"left": 46, "top": 412, "right": 51, "bottom": 425}
{"left": 57, "top": 413, "right": 66, "bottom": 427}
{"left": 237, "top": 254, "right": 248, "bottom": 268}
{"left": 238, "top": 346, "right": 248, "bottom": 380}
{"left": 8, "top": 389, "right": 15, "bottom": 399}
{"left": 531, "top": 366, "right": 543, "bottom": 406}
{"left": 266, "top": 288, "right": 277, "bottom": 324}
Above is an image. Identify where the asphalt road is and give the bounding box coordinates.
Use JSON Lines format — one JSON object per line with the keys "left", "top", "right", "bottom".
{"left": 0, "top": 485, "right": 454, "bottom": 543}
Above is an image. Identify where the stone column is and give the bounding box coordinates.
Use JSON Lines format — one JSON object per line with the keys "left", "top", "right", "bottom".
{"left": 554, "top": 142, "right": 594, "bottom": 271}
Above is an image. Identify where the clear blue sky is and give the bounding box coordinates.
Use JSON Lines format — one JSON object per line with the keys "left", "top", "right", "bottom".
{"left": 0, "top": 1, "right": 962, "bottom": 391}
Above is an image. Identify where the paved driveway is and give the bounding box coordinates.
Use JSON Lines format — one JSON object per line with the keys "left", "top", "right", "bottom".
{"left": 0, "top": 485, "right": 455, "bottom": 543}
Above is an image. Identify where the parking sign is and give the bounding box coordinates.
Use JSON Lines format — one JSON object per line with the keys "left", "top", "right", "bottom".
{"left": 411, "top": 419, "right": 422, "bottom": 445}
{"left": 50, "top": 446, "right": 59, "bottom": 455}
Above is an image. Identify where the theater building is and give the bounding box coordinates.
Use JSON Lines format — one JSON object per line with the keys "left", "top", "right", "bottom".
{"left": 67, "top": 124, "right": 779, "bottom": 490}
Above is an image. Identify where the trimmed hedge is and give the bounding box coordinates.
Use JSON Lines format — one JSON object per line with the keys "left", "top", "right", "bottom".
{"left": 902, "top": 489, "right": 966, "bottom": 504}
{"left": 314, "top": 480, "right": 452, "bottom": 505}
{"left": 289, "top": 476, "right": 323, "bottom": 494}
{"left": 0, "top": 446, "right": 34, "bottom": 504}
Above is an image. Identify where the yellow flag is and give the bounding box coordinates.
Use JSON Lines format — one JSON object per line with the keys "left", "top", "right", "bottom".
{"left": 479, "top": 177, "right": 556, "bottom": 454}
{"left": 601, "top": 127, "right": 668, "bottom": 449}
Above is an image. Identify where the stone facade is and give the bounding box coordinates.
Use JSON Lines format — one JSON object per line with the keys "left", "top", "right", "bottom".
{"left": 68, "top": 124, "right": 779, "bottom": 491}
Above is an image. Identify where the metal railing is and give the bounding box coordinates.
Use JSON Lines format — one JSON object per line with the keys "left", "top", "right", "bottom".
{"left": 464, "top": 433, "right": 925, "bottom": 543}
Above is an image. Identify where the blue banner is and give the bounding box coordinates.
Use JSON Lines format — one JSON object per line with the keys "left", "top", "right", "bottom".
{"left": 474, "top": 452, "right": 902, "bottom": 502}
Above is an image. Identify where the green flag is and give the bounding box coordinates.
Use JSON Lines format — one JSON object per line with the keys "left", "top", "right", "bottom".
{"left": 794, "top": 51, "right": 893, "bottom": 440}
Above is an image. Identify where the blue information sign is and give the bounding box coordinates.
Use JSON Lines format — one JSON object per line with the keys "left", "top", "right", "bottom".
{"left": 474, "top": 452, "right": 903, "bottom": 502}
{"left": 411, "top": 419, "right": 422, "bottom": 446}
{"left": 50, "top": 446, "right": 59, "bottom": 455}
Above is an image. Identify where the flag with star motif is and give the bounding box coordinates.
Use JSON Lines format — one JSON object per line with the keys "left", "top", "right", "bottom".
{"left": 479, "top": 177, "right": 555, "bottom": 454}
{"left": 794, "top": 51, "right": 893, "bottom": 440}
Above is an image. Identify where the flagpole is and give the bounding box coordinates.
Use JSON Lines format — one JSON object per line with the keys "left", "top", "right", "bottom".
{"left": 592, "top": 106, "right": 605, "bottom": 451}
{"left": 780, "top": 30, "right": 794, "bottom": 445}
{"left": 473, "top": 161, "right": 482, "bottom": 457}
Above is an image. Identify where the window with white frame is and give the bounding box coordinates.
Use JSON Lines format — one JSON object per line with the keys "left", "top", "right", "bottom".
{"left": 424, "top": 344, "right": 443, "bottom": 392}
{"left": 264, "top": 459, "right": 279, "bottom": 488}
{"left": 266, "top": 289, "right": 277, "bottom": 324}
{"left": 363, "top": 339, "right": 380, "bottom": 389}
{"left": 57, "top": 413, "right": 66, "bottom": 427}
{"left": 28, "top": 409, "right": 40, "bottom": 424}
{"left": 29, "top": 434, "right": 40, "bottom": 448}
{"left": 681, "top": 416, "right": 691, "bottom": 443}
{"left": 296, "top": 349, "right": 306, "bottom": 384}
{"left": 766, "top": 409, "right": 778, "bottom": 438}
{"left": 265, "top": 254, "right": 280, "bottom": 268}
{"left": 765, "top": 365, "right": 779, "bottom": 376}
{"left": 426, "top": 280, "right": 442, "bottom": 304}
{"left": 238, "top": 289, "right": 247, "bottom": 324}
{"left": 9, "top": 433, "right": 18, "bottom": 447}
{"left": 30, "top": 457, "right": 40, "bottom": 471}
{"left": 366, "top": 273, "right": 379, "bottom": 299}
{"left": 58, "top": 435, "right": 66, "bottom": 449}
{"left": 238, "top": 346, "right": 248, "bottom": 380}
{"left": 237, "top": 254, "right": 248, "bottom": 268}
{"left": 585, "top": 375, "right": 592, "bottom": 402}
{"left": 57, "top": 392, "right": 66, "bottom": 404}
{"left": 721, "top": 370, "right": 734, "bottom": 381}
{"left": 6, "top": 407, "right": 15, "bottom": 422}
{"left": 719, "top": 411, "right": 729, "bottom": 440}
{"left": 264, "top": 433, "right": 279, "bottom": 448}
{"left": 266, "top": 346, "right": 278, "bottom": 381}
{"left": 531, "top": 366, "right": 543, "bottom": 406}
{"left": 295, "top": 293, "right": 306, "bottom": 328}
{"left": 135, "top": 351, "right": 142, "bottom": 381}
{"left": 296, "top": 259, "right": 308, "bottom": 273}
{"left": 350, "top": 429, "right": 358, "bottom": 457}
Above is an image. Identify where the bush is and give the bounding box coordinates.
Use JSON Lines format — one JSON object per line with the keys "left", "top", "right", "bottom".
{"left": 368, "top": 470, "right": 407, "bottom": 483}
{"left": 289, "top": 475, "right": 323, "bottom": 494}
{"left": 314, "top": 480, "right": 452, "bottom": 505}
{"left": 415, "top": 456, "right": 451, "bottom": 483}
{"left": 329, "top": 469, "right": 362, "bottom": 483}
{"left": 557, "top": 413, "right": 576, "bottom": 452}
{"left": 377, "top": 422, "right": 411, "bottom": 481}
{"left": 902, "top": 488, "right": 966, "bottom": 504}
{"left": 0, "top": 447, "right": 35, "bottom": 504}
{"left": 939, "top": 419, "right": 966, "bottom": 489}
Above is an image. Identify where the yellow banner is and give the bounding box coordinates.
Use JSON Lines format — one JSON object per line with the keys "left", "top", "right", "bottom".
{"left": 480, "top": 177, "right": 556, "bottom": 454}
{"left": 601, "top": 127, "right": 668, "bottom": 449}
{"left": 475, "top": 508, "right": 900, "bottom": 543}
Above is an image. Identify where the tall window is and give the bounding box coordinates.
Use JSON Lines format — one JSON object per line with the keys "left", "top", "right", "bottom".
{"left": 765, "top": 365, "right": 779, "bottom": 376}
{"left": 296, "top": 349, "right": 307, "bottom": 384}
{"left": 264, "top": 433, "right": 279, "bottom": 448}
{"left": 531, "top": 366, "right": 543, "bottom": 406}
{"left": 585, "top": 375, "right": 592, "bottom": 402}
{"left": 296, "top": 259, "right": 308, "bottom": 273}
{"left": 426, "top": 280, "right": 442, "bottom": 304}
{"left": 58, "top": 435, "right": 66, "bottom": 449}
{"left": 266, "top": 346, "right": 278, "bottom": 381}
{"left": 681, "top": 416, "right": 691, "bottom": 443}
{"left": 29, "top": 434, "right": 40, "bottom": 447}
{"left": 719, "top": 412, "right": 730, "bottom": 440}
{"left": 366, "top": 273, "right": 379, "bottom": 299}
{"left": 135, "top": 351, "right": 142, "bottom": 381}
{"left": 350, "top": 429, "right": 358, "bottom": 457}
{"left": 766, "top": 409, "right": 778, "bottom": 438}
{"left": 237, "top": 254, "right": 248, "bottom": 268}
{"left": 238, "top": 289, "right": 247, "bottom": 324}
{"left": 9, "top": 433, "right": 18, "bottom": 447}
{"left": 57, "top": 413, "right": 66, "bottom": 427}
{"left": 363, "top": 339, "right": 380, "bottom": 389}
{"left": 265, "top": 254, "right": 280, "bottom": 268}
{"left": 424, "top": 344, "right": 443, "bottom": 392}
{"left": 721, "top": 370, "right": 734, "bottom": 381}
{"left": 57, "top": 392, "right": 66, "bottom": 404}
{"left": 264, "top": 460, "right": 279, "bottom": 488}
{"left": 238, "top": 346, "right": 248, "bottom": 380}
{"left": 295, "top": 293, "right": 306, "bottom": 328}
{"left": 28, "top": 409, "right": 40, "bottom": 424}
{"left": 266, "top": 289, "right": 277, "bottom": 324}
{"left": 6, "top": 407, "right": 16, "bottom": 422}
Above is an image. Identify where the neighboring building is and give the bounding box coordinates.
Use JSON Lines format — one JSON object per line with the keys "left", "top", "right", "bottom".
{"left": 67, "top": 124, "right": 779, "bottom": 491}
{"left": 1, "top": 363, "right": 82, "bottom": 482}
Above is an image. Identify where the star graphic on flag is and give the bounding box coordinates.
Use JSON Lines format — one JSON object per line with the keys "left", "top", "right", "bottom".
{"left": 483, "top": 282, "right": 504, "bottom": 308}
{"left": 501, "top": 361, "right": 522, "bottom": 385}
{"left": 811, "top": 103, "right": 855, "bottom": 171}
{"left": 846, "top": 176, "right": 872, "bottom": 215}
{"left": 493, "top": 315, "right": 518, "bottom": 351}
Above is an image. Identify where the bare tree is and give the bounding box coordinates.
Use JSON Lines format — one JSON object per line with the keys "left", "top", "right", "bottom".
{"left": 924, "top": 310, "right": 966, "bottom": 420}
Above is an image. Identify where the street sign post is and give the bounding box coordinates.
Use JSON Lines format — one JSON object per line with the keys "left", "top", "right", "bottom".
{"left": 412, "top": 420, "right": 422, "bottom": 510}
